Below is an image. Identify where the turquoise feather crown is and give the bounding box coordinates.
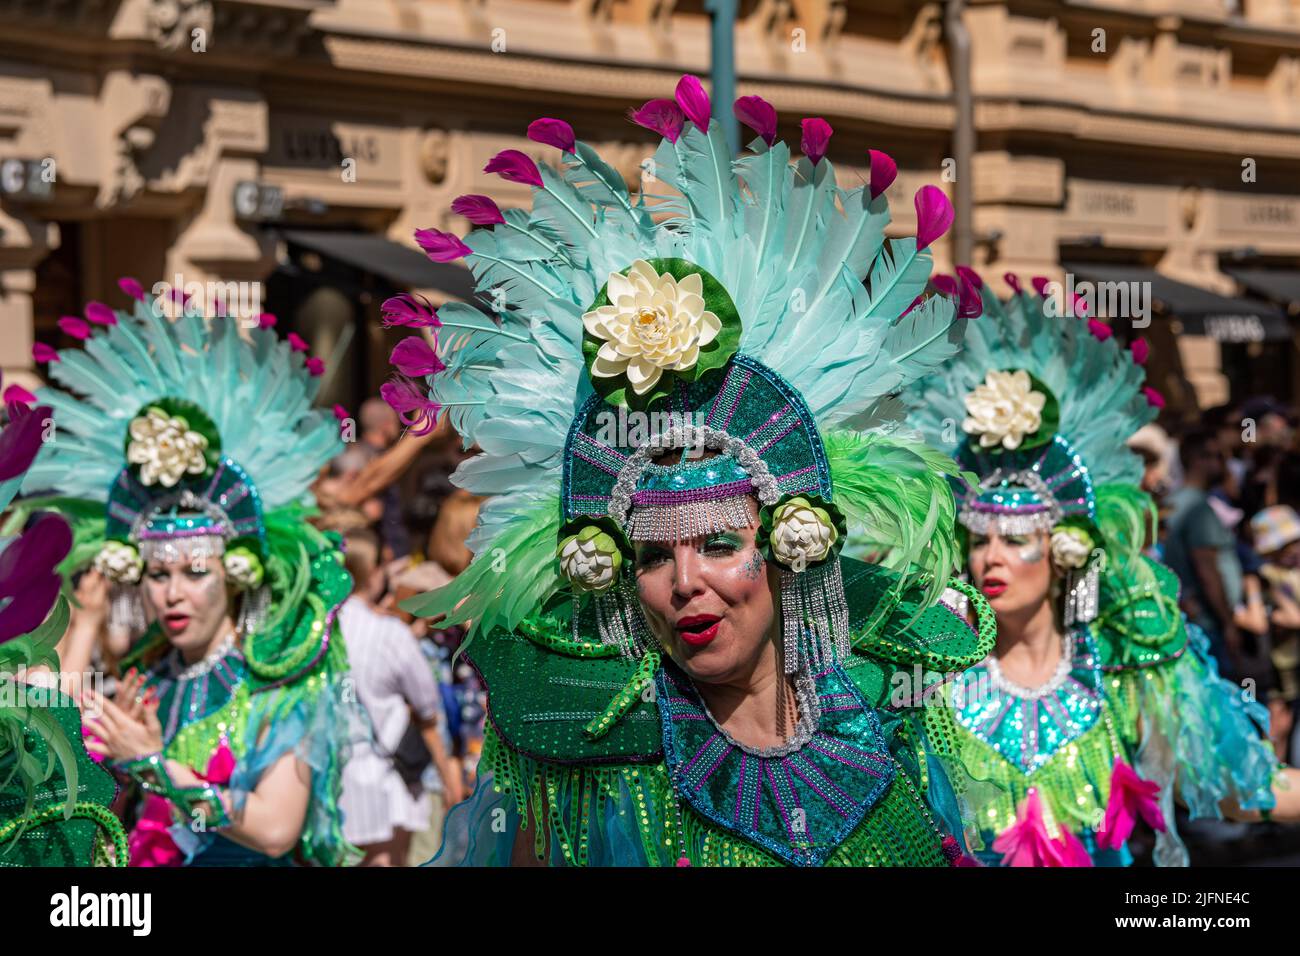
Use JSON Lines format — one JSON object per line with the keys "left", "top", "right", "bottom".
{"left": 394, "top": 74, "right": 977, "bottom": 665}
{"left": 903, "top": 274, "right": 1161, "bottom": 621}
{"left": 19, "top": 297, "right": 343, "bottom": 638}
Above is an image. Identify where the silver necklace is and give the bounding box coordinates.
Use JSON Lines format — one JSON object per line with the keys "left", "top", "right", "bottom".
{"left": 696, "top": 666, "right": 821, "bottom": 758}
{"left": 985, "top": 631, "right": 1073, "bottom": 700}
{"left": 169, "top": 631, "right": 237, "bottom": 682}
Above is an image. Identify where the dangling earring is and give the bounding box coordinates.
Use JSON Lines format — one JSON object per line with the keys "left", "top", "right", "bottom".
{"left": 236, "top": 585, "right": 272, "bottom": 638}
{"left": 108, "top": 584, "right": 146, "bottom": 637}
{"left": 1063, "top": 564, "right": 1100, "bottom": 626}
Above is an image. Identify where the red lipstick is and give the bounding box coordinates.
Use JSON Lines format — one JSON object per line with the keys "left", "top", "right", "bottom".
{"left": 675, "top": 614, "right": 722, "bottom": 647}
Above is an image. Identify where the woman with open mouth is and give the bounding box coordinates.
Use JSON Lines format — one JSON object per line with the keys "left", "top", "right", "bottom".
{"left": 905, "top": 278, "right": 1300, "bottom": 865}
{"left": 15, "top": 294, "right": 360, "bottom": 867}
{"left": 406, "top": 74, "right": 1002, "bottom": 867}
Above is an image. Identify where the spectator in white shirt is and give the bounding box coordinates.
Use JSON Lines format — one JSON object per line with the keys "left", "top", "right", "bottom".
{"left": 338, "top": 529, "right": 466, "bottom": 866}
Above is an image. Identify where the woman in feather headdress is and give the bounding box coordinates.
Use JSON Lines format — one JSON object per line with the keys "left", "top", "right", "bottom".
{"left": 904, "top": 276, "right": 1300, "bottom": 866}
{"left": 386, "top": 75, "right": 1001, "bottom": 866}
{"left": 12, "top": 299, "right": 360, "bottom": 867}
{"left": 0, "top": 386, "right": 127, "bottom": 866}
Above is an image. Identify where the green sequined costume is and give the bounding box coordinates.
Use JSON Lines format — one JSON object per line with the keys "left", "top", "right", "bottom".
{"left": 904, "top": 278, "right": 1282, "bottom": 866}
{"left": 436, "top": 561, "right": 994, "bottom": 866}
{"left": 0, "top": 395, "right": 127, "bottom": 865}
{"left": 15, "top": 298, "right": 361, "bottom": 867}
{"left": 390, "top": 74, "right": 1000, "bottom": 865}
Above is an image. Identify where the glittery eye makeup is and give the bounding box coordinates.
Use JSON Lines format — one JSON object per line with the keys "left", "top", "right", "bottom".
{"left": 739, "top": 549, "right": 764, "bottom": 581}
{"left": 1017, "top": 541, "right": 1044, "bottom": 563}
{"left": 702, "top": 532, "right": 743, "bottom": 555}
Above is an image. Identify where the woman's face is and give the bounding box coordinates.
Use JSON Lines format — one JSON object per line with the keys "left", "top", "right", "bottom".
{"left": 140, "top": 551, "right": 233, "bottom": 654}
{"left": 968, "top": 527, "right": 1056, "bottom": 620}
{"left": 633, "top": 498, "right": 777, "bottom": 685}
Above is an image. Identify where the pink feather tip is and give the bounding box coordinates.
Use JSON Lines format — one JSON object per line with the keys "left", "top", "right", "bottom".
{"left": 382, "top": 376, "right": 441, "bottom": 436}
{"left": 117, "top": 277, "right": 147, "bottom": 302}
{"left": 527, "top": 117, "right": 576, "bottom": 154}
{"left": 914, "top": 185, "right": 954, "bottom": 251}
{"left": 868, "top": 150, "right": 897, "bottom": 200}
{"left": 2, "top": 384, "right": 36, "bottom": 407}
{"left": 800, "top": 118, "right": 832, "bottom": 166}
{"left": 628, "top": 99, "right": 686, "bottom": 144}
{"left": 415, "top": 228, "right": 474, "bottom": 263}
{"left": 1097, "top": 758, "right": 1165, "bottom": 850}
{"left": 1087, "top": 318, "right": 1114, "bottom": 341}
{"left": 1142, "top": 386, "right": 1166, "bottom": 409}
{"left": 58, "top": 316, "right": 91, "bottom": 340}
{"left": 451, "top": 194, "right": 506, "bottom": 227}
{"left": 675, "top": 74, "right": 712, "bottom": 130}
{"left": 32, "top": 343, "right": 59, "bottom": 364}
{"left": 85, "top": 301, "right": 117, "bottom": 326}
{"left": 483, "top": 149, "right": 543, "bottom": 189}
{"left": 733, "top": 95, "right": 776, "bottom": 146}
{"left": 1130, "top": 338, "right": 1149, "bottom": 365}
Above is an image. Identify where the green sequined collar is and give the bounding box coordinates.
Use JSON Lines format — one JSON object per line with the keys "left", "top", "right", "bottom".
{"left": 657, "top": 660, "right": 896, "bottom": 867}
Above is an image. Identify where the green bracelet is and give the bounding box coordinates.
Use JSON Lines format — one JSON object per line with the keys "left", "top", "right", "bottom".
{"left": 114, "top": 752, "right": 174, "bottom": 796}
{"left": 169, "top": 785, "right": 233, "bottom": 830}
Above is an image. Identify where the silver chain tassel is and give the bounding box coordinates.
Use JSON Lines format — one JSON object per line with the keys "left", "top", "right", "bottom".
{"left": 779, "top": 562, "right": 851, "bottom": 675}
{"left": 626, "top": 494, "right": 755, "bottom": 542}
{"left": 588, "top": 580, "right": 654, "bottom": 660}
{"left": 236, "top": 584, "right": 272, "bottom": 638}
{"left": 108, "top": 584, "right": 147, "bottom": 638}
{"left": 1063, "top": 562, "right": 1100, "bottom": 626}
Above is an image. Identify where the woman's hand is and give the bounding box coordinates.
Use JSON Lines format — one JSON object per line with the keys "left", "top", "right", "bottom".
{"left": 74, "top": 570, "right": 111, "bottom": 630}
{"left": 81, "top": 690, "right": 164, "bottom": 763}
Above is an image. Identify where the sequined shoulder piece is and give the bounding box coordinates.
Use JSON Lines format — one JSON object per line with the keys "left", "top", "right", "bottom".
{"left": 841, "top": 557, "right": 993, "bottom": 706}
{"left": 467, "top": 613, "right": 663, "bottom": 765}
{"left": 1092, "top": 556, "right": 1188, "bottom": 671}
{"left": 0, "top": 691, "right": 122, "bottom": 865}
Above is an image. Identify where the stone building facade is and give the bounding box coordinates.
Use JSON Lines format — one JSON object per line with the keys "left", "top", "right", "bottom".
{"left": 2, "top": 0, "right": 1299, "bottom": 415}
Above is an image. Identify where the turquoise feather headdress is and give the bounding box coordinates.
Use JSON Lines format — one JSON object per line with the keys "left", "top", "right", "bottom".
{"left": 13, "top": 298, "right": 347, "bottom": 684}
{"left": 394, "top": 74, "right": 974, "bottom": 659}
{"left": 903, "top": 273, "right": 1162, "bottom": 621}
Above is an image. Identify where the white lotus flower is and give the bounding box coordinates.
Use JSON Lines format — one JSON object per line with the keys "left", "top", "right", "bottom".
{"left": 126, "top": 407, "right": 209, "bottom": 487}
{"left": 962, "top": 369, "right": 1046, "bottom": 451}
{"left": 1050, "top": 528, "right": 1093, "bottom": 570}
{"left": 557, "top": 527, "right": 622, "bottom": 593}
{"left": 771, "top": 497, "right": 837, "bottom": 569}
{"left": 582, "top": 260, "right": 721, "bottom": 395}
{"left": 94, "top": 541, "right": 143, "bottom": 585}
{"left": 223, "top": 549, "right": 263, "bottom": 590}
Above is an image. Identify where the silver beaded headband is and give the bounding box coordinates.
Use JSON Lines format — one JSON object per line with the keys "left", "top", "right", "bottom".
{"left": 958, "top": 467, "right": 1063, "bottom": 537}
{"left": 607, "top": 423, "right": 781, "bottom": 542}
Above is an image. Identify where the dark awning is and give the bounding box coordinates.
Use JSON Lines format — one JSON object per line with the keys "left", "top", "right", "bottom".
{"left": 1062, "top": 263, "right": 1290, "bottom": 343}
{"left": 1223, "top": 267, "right": 1300, "bottom": 316}
{"left": 281, "top": 230, "right": 480, "bottom": 302}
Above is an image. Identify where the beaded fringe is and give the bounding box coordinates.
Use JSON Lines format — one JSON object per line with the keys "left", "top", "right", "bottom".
{"left": 482, "top": 727, "right": 947, "bottom": 867}
{"left": 779, "top": 562, "right": 851, "bottom": 676}
{"left": 237, "top": 584, "right": 272, "bottom": 638}
{"left": 108, "top": 584, "right": 146, "bottom": 637}
{"left": 139, "top": 533, "right": 226, "bottom": 567}
{"left": 587, "top": 580, "right": 655, "bottom": 660}
{"left": 959, "top": 507, "right": 1057, "bottom": 537}
{"left": 1063, "top": 563, "right": 1100, "bottom": 625}
{"left": 626, "top": 494, "right": 754, "bottom": 543}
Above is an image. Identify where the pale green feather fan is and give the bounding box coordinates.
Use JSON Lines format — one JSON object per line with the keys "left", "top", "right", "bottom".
{"left": 398, "top": 76, "right": 973, "bottom": 642}
{"left": 902, "top": 276, "right": 1160, "bottom": 590}
{"left": 16, "top": 299, "right": 349, "bottom": 690}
